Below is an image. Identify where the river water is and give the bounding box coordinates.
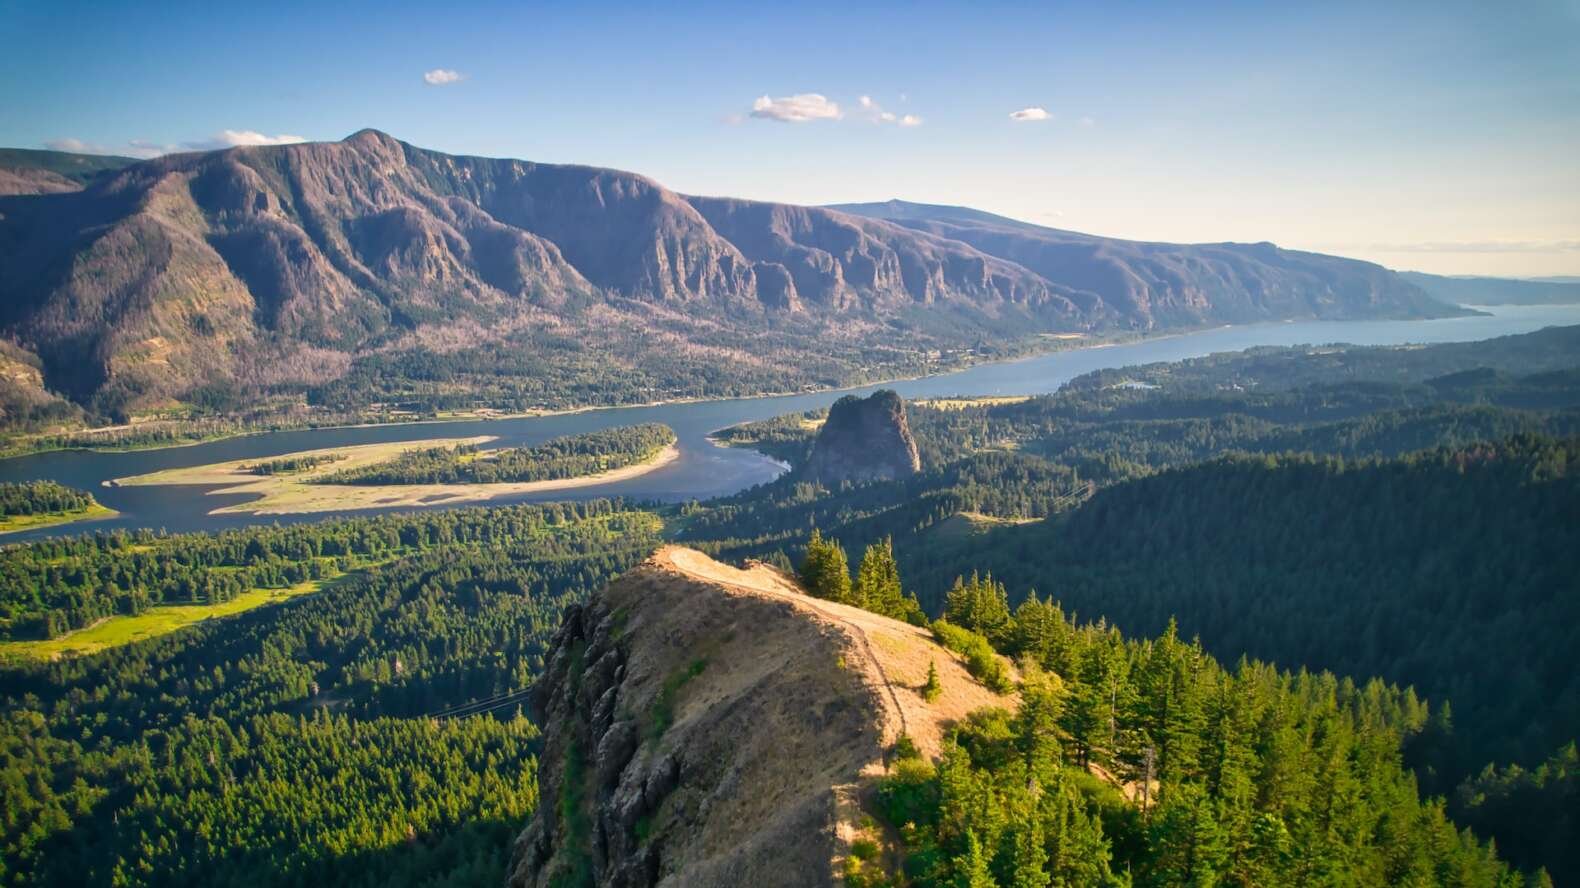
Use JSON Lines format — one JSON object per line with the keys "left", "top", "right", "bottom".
{"left": 3, "top": 304, "right": 1577, "bottom": 541}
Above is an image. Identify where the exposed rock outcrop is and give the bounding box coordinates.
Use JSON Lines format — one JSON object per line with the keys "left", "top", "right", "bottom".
{"left": 806, "top": 390, "right": 922, "bottom": 485}
{"left": 0, "top": 134, "right": 1462, "bottom": 418}
{"left": 508, "top": 547, "right": 1010, "bottom": 888}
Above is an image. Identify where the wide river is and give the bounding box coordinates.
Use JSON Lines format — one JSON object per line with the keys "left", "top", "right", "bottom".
{"left": 3, "top": 303, "right": 1577, "bottom": 541}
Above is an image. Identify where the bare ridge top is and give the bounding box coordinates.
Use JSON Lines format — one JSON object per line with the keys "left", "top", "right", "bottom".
{"left": 509, "top": 546, "right": 1012, "bottom": 888}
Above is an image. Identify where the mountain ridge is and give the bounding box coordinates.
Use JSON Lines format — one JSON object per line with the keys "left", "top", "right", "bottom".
{"left": 509, "top": 545, "right": 1009, "bottom": 887}
{"left": 0, "top": 132, "right": 1461, "bottom": 425}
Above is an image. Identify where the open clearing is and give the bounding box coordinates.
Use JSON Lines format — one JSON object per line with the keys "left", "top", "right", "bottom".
{"left": 0, "top": 578, "right": 325, "bottom": 661}
{"left": 112, "top": 436, "right": 681, "bottom": 515}
{"left": 913, "top": 395, "right": 1032, "bottom": 410}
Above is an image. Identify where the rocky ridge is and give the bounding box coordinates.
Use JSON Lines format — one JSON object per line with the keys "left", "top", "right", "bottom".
{"left": 508, "top": 546, "right": 1008, "bottom": 888}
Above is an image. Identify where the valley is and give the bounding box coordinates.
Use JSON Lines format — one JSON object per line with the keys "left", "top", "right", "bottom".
{"left": 4, "top": 6, "right": 1576, "bottom": 887}
{"left": 1, "top": 319, "right": 1576, "bottom": 884}
{"left": 0, "top": 303, "right": 1575, "bottom": 540}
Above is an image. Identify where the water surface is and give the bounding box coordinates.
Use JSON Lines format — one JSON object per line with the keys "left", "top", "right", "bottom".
{"left": 3, "top": 304, "right": 1576, "bottom": 541}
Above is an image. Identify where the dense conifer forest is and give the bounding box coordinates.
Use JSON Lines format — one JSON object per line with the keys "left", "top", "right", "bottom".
{"left": 0, "top": 501, "right": 659, "bottom": 886}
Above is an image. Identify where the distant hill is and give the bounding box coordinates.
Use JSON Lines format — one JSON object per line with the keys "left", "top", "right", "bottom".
{"left": 833, "top": 199, "right": 1458, "bottom": 328}
{"left": 1400, "top": 270, "right": 1580, "bottom": 305}
{"left": 0, "top": 135, "right": 1461, "bottom": 424}
{"left": 0, "top": 148, "right": 137, "bottom": 195}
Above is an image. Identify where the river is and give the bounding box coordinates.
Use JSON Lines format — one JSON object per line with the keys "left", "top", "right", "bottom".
{"left": 2, "top": 303, "right": 1577, "bottom": 541}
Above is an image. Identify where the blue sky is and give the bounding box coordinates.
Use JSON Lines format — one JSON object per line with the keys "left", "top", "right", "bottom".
{"left": 2, "top": 0, "right": 1577, "bottom": 275}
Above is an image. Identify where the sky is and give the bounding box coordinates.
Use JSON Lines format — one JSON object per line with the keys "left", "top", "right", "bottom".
{"left": 2, "top": 0, "right": 1577, "bottom": 276}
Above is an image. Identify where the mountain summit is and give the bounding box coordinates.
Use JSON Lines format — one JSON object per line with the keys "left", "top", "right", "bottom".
{"left": 0, "top": 134, "right": 1457, "bottom": 423}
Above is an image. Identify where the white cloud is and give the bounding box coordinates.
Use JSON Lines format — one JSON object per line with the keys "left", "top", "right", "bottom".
{"left": 423, "top": 68, "right": 465, "bottom": 86}
{"left": 857, "top": 95, "right": 922, "bottom": 127}
{"left": 1009, "top": 106, "right": 1051, "bottom": 122}
{"left": 46, "top": 137, "right": 112, "bottom": 155}
{"left": 750, "top": 93, "right": 842, "bottom": 123}
{"left": 1078, "top": 116, "right": 1096, "bottom": 128}
{"left": 187, "top": 130, "right": 307, "bottom": 150}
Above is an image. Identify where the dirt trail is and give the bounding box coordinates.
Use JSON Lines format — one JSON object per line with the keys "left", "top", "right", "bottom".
{"left": 652, "top": 546, "right": 1013, "bottom": 759}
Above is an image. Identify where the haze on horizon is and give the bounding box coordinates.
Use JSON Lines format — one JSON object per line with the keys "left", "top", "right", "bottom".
{"left": 2, "top": 0, "right": 1575, "bottom": 277}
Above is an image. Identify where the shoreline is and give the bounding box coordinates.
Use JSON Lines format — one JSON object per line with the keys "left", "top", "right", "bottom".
{"left": 5, "top": 304, "right": 1570, "bottom": 466}
{"left": 115, "top": 439, "right": 683, "bottom": 517}
{"left": 0, "top": 332, "right": 1114, "bottom": 462}
{"left": 0, "top": 502, "right": 119, "bottom": 536}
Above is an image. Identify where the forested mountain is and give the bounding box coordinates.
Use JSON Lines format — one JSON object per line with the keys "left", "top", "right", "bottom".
{"left": 508, "top": 546, "right": 1524, "bottom": 887}
{"left": 894, "top": 439, "right": 1580, "bottom": 882}
{"left": 0, "top": 133, "right": 1456, "bottom": 430}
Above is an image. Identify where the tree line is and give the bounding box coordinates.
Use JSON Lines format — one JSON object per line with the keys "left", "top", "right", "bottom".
{"left": 315, "top": 424, "right": 675, "bottom": 486}
{"left": 0, "top": 481, "right": 96, "bottom": 517}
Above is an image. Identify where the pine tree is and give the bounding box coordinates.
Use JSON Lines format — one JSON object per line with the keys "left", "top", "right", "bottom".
{"left": 923, "top": 660, "right": 943, "bottom": 702}
{"left": 954, "top": 829, "right": 998, "bottom": 888}
{"left": 853, "top": 537, "right": 924, "bottom": 623}
{"left": 1010, "top": 811, "right": 1051, "bottom": 888}
{"left": 799, "top": 529, "right": 851, "bottom": 603}
{"left": 945, "top": 572, "right": 1011, "bottom": 643}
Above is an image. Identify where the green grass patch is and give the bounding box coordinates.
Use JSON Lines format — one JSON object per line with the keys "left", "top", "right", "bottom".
{"left": 931, "top": 620, "right": 1013, "bottom": 694}
{"left": 0, "top": 502, "right": 117, "bottom": 536}
{"left": 0, "top": 577, "right": 325, "bottom": 660}
{"left": 650, "top": 657, "right": 708, "bottom": 739}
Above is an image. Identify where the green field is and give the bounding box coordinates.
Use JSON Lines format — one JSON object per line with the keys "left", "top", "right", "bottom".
{"left": 0, "top": 577, "right": 325, "bottom": 660}
{"left": 0, "top": 502, "right": 117, "bottom": 536}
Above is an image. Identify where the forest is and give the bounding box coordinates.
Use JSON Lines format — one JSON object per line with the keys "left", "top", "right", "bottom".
{"left": 0, "top": 500, "right": 660, "bottom": 886}
{"left": 0, "top": 482, "right": 96, "bottom": 517}
{"left": 797, "top": 534, "right": 1524, "bottom": 887}
{"left": 689, "top": 327, "right": 1580, "bottom": 882}
{"left": 315, "top": 424, "right": 675, "bottom": 485}
{"left": 242, "top": 453, "right": 347, "bottom": 475}
{"left": 1, "top": 326, "right": 1577, "bottom": 885}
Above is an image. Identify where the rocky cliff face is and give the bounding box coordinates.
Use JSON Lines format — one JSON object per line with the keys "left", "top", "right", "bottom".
{"left": 806, "top": 390, "right": 922, "bottom": 485}
{"left": 509, "top": 550, "right": 884, "bottom": 888}
{"left": 508, "top": 547, "right": 1011, "bottom": 888}
{"left": 0, "top": 135, "right": 1460, "bottom": 419}
{"left": 832, "top": 199, "right": 1457, "bottom": 330}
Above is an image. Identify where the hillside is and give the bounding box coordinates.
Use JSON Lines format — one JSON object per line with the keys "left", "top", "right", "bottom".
{"left": 1400, "top": 270, "right": 1580, "bottom": 306}
{"left": 509, "top": 546, "right": 1008, "bottom": 888}
{"left": 832, "top": 199, "right": 1457, "bottom": 328}
{"left": 0, "top": 134, "right": 1458, "bottom": 427}
{"left": 0, "top": 148, "right": 137, "bottom": 195}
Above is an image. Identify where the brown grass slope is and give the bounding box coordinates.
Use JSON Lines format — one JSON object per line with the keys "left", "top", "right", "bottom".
{"left": 509, "top": 546, "right": 1011, "bottom": 888}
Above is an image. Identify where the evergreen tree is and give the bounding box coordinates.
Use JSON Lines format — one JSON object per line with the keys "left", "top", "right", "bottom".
{"left": 954, "top": 830, "right": 998, "bottom": 888}
{"left": 923, "top": 661, "right": 943, "bottom": 702}
{"left": 854, "top": 537, "right": 925, "bottom": 623}
{"left": 944, "top": 572, "right": 1012, "bottom": 644}
{"left": 799, "top": 529, "right": 852, "bottom": 603}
